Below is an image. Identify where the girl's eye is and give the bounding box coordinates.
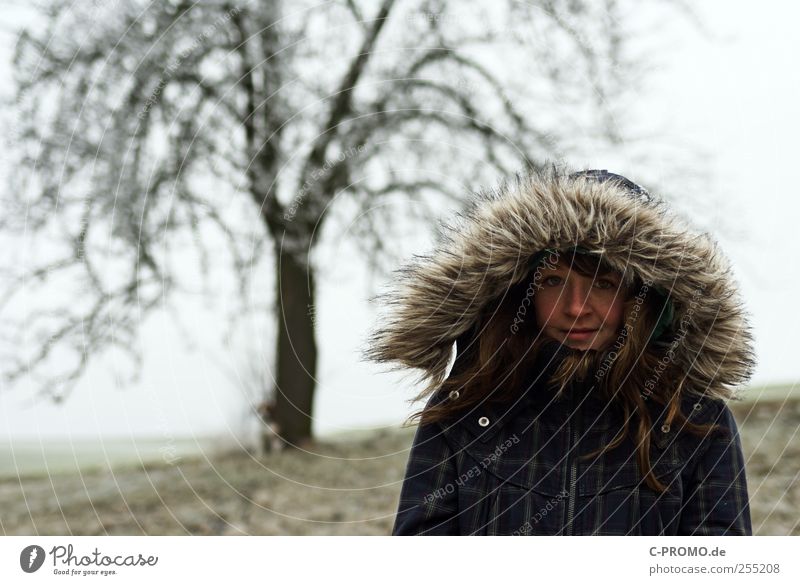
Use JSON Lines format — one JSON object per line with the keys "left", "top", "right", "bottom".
{"left": 594, "top": 279, "right": 617, "bottom": 290}
{"left": 543, "top": 276, "right": 562, "bottom": 286}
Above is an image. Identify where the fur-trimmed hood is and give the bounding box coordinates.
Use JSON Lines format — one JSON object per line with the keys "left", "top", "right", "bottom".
{"left": 364, "top": 167, "right": 756, "bottom": 402}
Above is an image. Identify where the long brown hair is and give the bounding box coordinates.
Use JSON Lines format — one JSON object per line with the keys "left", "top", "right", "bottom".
{"left": 406, "top": 250, "right": 721, "bottom": 493}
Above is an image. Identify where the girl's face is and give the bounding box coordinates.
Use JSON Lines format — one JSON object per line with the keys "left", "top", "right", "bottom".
{"left": 533, "top": 258, "right": 627, "bottom": 351}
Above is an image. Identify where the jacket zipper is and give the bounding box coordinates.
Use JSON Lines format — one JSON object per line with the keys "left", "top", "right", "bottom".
{"left": 565, "top": 423, "right": 578, "bottom": 535}
{"left": 564, "top": 380, "right": 583, "bottom": 535}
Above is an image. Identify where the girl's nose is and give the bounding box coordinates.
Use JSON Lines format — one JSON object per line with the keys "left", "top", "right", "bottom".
{"left": 563, "top": 279, "right": 591, "bottom": 317}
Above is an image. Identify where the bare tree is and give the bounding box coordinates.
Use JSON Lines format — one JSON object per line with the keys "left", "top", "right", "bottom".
{"left": 1, "top": 0, "right": 683, "bottom": 445}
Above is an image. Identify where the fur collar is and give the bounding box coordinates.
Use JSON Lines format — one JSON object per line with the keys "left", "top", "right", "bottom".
{"left": 364, "top": 168, "right": 756, "bottom": 402}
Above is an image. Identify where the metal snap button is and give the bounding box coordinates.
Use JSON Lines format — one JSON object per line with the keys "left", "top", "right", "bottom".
{"left": 478, "top": 416, "right": 490, "bottom": 427}
{"left": 449, "top": 390, "right": 460, "bottom": 400}
{"left": 661, "top": 424, "right": 670, "bottom": 433}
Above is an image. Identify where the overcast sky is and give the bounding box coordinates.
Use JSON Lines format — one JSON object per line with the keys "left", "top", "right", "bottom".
{"left": 0, "top": 1, "right": 798, "bottom": 442}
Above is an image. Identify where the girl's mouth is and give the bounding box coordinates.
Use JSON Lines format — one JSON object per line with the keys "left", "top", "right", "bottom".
{"left": 563, "top": 329, "right": 598, "bottom": 340}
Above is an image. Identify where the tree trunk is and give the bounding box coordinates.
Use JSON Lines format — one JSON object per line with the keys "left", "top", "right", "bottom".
{"left": 271, "top": 247, "right": 318, "bottom": 447}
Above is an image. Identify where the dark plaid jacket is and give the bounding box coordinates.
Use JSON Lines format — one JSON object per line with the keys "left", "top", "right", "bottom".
{"left": 392, "top": 361, "right": 752, "bottom": 536}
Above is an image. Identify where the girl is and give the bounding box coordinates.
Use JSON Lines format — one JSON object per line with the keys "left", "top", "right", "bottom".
{"left": 365, "top": 167, "right": 755, "bottom": 535}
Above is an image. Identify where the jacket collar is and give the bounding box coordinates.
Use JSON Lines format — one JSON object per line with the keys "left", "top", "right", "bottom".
{"left": 451, "top": 341, "right": 617, "bottom": 443}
